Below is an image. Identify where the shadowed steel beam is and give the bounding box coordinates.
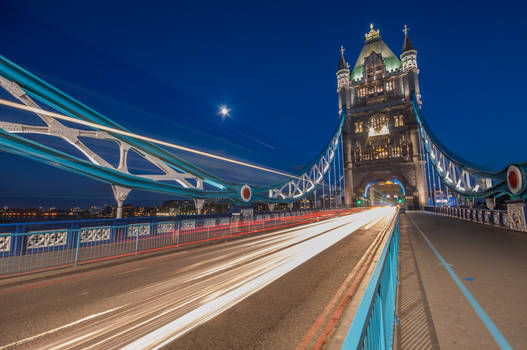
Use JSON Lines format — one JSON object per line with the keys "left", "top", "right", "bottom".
{"left": 0, "top": 54, "right": 345, "bottom": 204}
{"left": 411, "top": 91, "right": 526, "bottom": 199}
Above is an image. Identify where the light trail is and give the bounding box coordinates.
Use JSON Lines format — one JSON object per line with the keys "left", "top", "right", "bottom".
{"left": 0, "top": 98, "right": 299, "bottom": 179}
{"left": 2, "top": 207, "right": 395, "bottom": 349}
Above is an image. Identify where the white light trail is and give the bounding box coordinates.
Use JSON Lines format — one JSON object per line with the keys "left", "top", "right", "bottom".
{"left": 122, "top": 208, "right": 394, "bottom": 349}
{"left": 0, "top": 98, "right": 299, "bottom": 179}
{"left": 0, "top": 305, "right": 126, "bottom": 349}
{"left": 5, "top": 208, "right": 395, "bottom": 349}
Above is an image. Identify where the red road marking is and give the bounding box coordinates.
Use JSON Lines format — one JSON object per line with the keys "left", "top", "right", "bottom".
{"left": 296, "top": 218, "right": 385, "bottom": 350}
{"left": 0, "top": 211, "right": 355, "bottom": 293}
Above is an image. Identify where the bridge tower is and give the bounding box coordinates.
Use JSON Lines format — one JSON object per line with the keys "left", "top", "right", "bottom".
{"left": 338, "top": 24, "right": 428, "bottom": 208}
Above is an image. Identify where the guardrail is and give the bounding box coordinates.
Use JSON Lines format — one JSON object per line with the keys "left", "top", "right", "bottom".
{"left": 0, "top": 209, "right": 354, "bottom": 276}
{"left": 341, "top": 209, "right": 400, "bottom": 350}
{"left": 423, "top": 206, "right": 511, "bottom": 229}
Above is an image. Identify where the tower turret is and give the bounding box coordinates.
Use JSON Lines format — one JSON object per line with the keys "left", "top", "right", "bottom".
{"left": 337, "top": 45, "right": 350, "bottom": 90}
{"left": 337, "top": 45, "right": 350, "bottom": 113}
{"left": 401, "top": 25, "right": 418, "bottom": 72}
{"left": 400, "top": 25, "right": 421, "bottom": 104}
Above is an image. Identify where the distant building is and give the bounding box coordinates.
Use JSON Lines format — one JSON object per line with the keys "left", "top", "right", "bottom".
{"left": 337, "top": 24, "right": 427, "bottom": 208}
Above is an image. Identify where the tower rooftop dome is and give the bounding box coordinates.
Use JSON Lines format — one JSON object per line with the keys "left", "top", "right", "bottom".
{"left": 350, "top": 24, "right": 402, "bottom": 80}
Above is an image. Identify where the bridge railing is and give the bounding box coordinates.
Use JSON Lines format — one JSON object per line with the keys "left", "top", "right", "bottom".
{"left": 0, "top": 208, "right": 354, "bottom": 275}
{"left": 342, "top": 209, "right": 400, "bottom": 350}
{"left": 423, "top": 206, "right": 513, "bottom": 229}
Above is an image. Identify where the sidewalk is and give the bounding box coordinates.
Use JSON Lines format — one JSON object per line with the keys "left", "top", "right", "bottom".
{"left": 398, "top": 212, "right": 527, "bottom": 349}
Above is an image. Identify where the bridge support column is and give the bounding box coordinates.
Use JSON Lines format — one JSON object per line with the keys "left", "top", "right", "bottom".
{"left": 343, "top": 136, "right": 354, "bottom": 206}
{"left": 194, "top": 199, "right": 205, "bottom": 215}
{"left": 411, "top": 129, "right": 428, "bottom": 209}
{"left": 112, "top": 185, "right": 131, "bottom": 219}
{"left": 369, "top": 186, "right": 375, "bottom": 206}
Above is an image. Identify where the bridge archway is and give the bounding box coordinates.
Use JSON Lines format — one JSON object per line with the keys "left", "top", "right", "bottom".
{"left": 363, "top": 178, "right": 406, "bottom": 206}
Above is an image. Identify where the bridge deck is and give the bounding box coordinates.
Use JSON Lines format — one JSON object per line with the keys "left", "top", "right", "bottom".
{"left": 398, "top": 211, "right": 527, "bottom": 349}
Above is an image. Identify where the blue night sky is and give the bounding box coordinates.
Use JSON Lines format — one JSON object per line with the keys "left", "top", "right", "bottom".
{"left": 0, "top": 1, "right": 526, "bottom": 208}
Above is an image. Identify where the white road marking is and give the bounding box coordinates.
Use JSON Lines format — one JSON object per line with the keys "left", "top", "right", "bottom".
{"left": 0, "top": 305, "right": 127, "bottom": 349}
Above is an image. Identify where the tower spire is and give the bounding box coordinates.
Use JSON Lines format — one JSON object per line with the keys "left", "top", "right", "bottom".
{"left": 338, "top": 45, "right": 349, "bottom": 71}
{"left": 336, "top": 45, "right": 350, "bottom": 90}
{"left": 402, "top": 24, "right": 415, "bottom": 52}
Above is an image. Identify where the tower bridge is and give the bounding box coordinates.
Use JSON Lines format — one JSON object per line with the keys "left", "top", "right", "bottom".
{"left": 338, "top": 24, "right": 426, "bottom": 209}
{"left": 0, "top": 24, "right": 526, "bottom": 350}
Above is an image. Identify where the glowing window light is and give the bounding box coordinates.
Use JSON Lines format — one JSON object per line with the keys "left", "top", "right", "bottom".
{"left": 368, "top": 125, "right": 389, "bottom": 137}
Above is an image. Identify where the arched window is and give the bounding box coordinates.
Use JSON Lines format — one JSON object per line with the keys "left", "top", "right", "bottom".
{"left": 369, "top": 114, "right": 389, "bottom": 136}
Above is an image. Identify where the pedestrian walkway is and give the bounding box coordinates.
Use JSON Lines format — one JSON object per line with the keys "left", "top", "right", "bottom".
{"left": 398, "top": 211, "right": 527, "bottom": 349}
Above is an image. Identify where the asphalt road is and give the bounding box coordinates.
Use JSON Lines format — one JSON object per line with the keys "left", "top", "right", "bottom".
{"left": 403, "top": 212, "right": 527, "bottom": 349}
{"left": 0, "top": 207, "right": 395, "bottom": 350}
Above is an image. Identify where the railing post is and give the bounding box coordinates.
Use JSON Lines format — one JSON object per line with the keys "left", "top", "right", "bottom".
{"left": 176, "top": 221, "right": 180, "bottom": 245}
{"left": 378, "top": 291, "right": 386, "bottom": 349}
{"left": 74, "top": 228, "right": 81, "bottom": 266}
{"left": 135, "top": 224, "right": 139, "bottom": 254}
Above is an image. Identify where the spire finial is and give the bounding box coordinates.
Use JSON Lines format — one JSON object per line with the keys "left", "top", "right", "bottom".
{"left": 337, "top": 45, "right": 349, "bottom": 71}
{"left": 402, "top": 24, "right": 415, "bottom": 52}
{"left": 365, "top": 23, "right": 380, "bottom": 42}
{"left": 403, "top": 24, "right": 409, "bottom": 36}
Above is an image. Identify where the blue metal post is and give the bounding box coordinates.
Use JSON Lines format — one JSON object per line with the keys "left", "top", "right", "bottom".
{"left": 135, "top": 225, "right": 139, "bottom": 254}
{"left": 333, "top": 153, "right": 337, "bottom": 208}
{"left": 340, "top": 134, "right": 346, "bottom": 208}
{"left": 328, "top": 166, "right": 332, "bottom": 209}
{"left": 74, "top": 228, "right": 81, "bottom": 266}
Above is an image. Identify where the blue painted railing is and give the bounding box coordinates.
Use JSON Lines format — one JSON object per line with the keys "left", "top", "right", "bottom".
{"left": 423, "top": 206, "right": 512, "bottom": 230}
{"left": 0, "top": 209, "right": 353, "bottom": 275}
{"left": 342, "top": 210, "right": 400, "bottom": 349}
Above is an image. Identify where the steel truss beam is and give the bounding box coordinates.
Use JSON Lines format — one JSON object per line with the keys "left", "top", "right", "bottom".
{"left": 261, "top": 120, "right": 343, "bottom": 202}
{"left": 0, "top": 54, "right": 344, "bottom": 204}
{"left": 411, "top": 92, "right": 526, "bottom": 199}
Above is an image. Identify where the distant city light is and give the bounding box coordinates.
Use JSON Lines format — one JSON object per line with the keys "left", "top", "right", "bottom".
{"left": 218, "top": 105, "right": 231, "bottom": 119}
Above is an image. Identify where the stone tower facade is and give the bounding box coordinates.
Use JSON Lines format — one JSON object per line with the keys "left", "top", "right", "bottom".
{"left": 338, "top": 24, "right": 427, "bottom": 208}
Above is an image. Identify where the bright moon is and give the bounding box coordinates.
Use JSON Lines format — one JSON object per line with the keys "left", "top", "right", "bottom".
{"left": 218, "top": 105, "right": 231, "bottom": 119}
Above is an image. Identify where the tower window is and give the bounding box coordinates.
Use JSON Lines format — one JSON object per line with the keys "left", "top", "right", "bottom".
{"left": 354, "top": 122, "right": 364, "bottom": 133}
{"left": 394, "top": 115, "right": 404, "bottom": 127}
{"left": 358, "top": 88, "right": 366, "bottom": 97}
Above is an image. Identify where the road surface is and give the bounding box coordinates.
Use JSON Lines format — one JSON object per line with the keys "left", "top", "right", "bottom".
{"left": 0, "top": 207, "right": 395, "bottom": 349}
{"left": 399, "top": 211, "right": 527, "bottom": 350}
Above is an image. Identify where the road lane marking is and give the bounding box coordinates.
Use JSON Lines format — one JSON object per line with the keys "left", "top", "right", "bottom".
{"left": 121, "top": 210, "right": 386, "bottom": 349}
{"left": 6, "top": 209, "right": 383, "bottom": 349}
{"left": 407, "top": 215, "right": 512, "bottom": 350}
{"left": 116, "top": 267, "right": 145, "bottom": 275}
{"left": 0, "top": 305, "right": 127, "bottom": 349}
{"left": 296, "top": 210, "right": 393, "bottom": 350}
